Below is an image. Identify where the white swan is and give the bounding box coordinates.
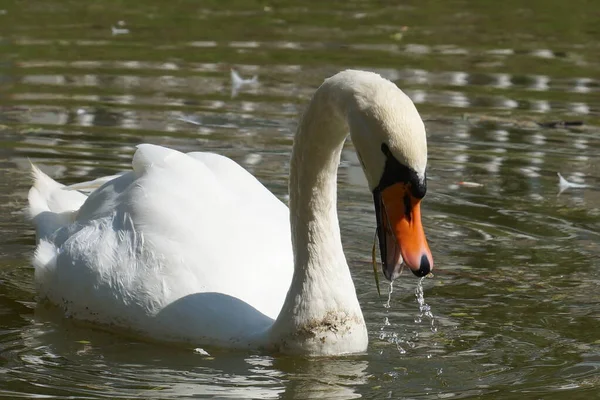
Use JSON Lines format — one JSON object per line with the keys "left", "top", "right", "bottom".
{"left": 28, "top": 70, "right": 433, "bottom": 356}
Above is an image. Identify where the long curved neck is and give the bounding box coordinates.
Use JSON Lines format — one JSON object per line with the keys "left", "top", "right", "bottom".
{"left": 289, "top": 89, "right": 349, "bottom": 281}
{"left": 267, "top": 81, "right": 367, "bottom": 355}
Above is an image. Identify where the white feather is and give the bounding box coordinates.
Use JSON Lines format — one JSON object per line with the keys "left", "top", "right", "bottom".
{"left": 230, "top": 68, "right": 259, "bottom": 97}
{"left": 557, "top": 172, "right": 589, "bottom": 195}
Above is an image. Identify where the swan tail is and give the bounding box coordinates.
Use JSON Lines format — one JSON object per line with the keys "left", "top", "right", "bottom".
{"left": 27, "top": 164, "right": 87, "bottom": 241}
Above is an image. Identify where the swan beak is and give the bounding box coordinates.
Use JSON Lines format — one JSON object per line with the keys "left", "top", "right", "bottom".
{"left": 375, "top": 183, "right": 433, "bottom": 279}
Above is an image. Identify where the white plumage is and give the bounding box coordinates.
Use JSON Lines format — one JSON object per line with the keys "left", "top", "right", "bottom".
{"left": 28, "top": 70, "right": 430, "bottom": 355}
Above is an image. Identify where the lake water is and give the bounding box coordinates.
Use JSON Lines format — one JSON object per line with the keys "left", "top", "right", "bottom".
{"left": 1, "top": 0, "right": 600, "bottom": 398}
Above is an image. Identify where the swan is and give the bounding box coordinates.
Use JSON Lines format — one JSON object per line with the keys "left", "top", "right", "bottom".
{"left": 27, "top": 70, "right": 433, "bottom": 356}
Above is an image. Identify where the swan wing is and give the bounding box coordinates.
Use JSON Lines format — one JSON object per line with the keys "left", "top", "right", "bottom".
{"left": 65, "top": 172, "right": 127, "bottom": 194}
{"left": 30, "top": 144, "right": 293, "bottom": 345}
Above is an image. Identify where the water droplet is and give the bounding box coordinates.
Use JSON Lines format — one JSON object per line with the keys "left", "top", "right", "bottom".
{"left": 384, "top": 281, "right": 393, "bottom": 309}
{"left": 415, "top": 277, "right": 437, "bottom": 332}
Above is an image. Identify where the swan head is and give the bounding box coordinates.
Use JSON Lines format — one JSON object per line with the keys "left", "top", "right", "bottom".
{"left": 345, "top": 71, "right": 433, "bottom": 279}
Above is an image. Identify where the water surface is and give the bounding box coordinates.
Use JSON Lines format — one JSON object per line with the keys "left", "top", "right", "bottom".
{"left": 1, "top": 0, "right": 600, "bottom": 398}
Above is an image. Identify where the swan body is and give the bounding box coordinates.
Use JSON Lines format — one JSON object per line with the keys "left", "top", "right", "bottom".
{"left": 30, "top": 149, "right": 292, "bottom": 344}
{"left": 28, "top": 70, "right": 433, "bottom": 356}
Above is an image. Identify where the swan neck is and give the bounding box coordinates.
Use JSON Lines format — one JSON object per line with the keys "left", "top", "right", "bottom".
{"left": 289, "top": 88, "right": 349, "bottom": 281}
{"left": 267, "top": 80, "right": 368, "bottom": 355}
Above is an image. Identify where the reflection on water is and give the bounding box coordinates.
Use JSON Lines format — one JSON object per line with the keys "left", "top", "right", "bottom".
{"left": 1, "top": 0, "right": 600, "bottom": 398}
{"left": 9, "top": 65, "right": 598, "bottom": 131}
{"left": 2, "top": 304, "right": 370, "bottom": 399}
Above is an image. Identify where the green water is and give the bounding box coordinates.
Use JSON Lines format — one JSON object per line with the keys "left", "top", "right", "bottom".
{"left": 1, "top": 0, "right": 599, "bottom": 398}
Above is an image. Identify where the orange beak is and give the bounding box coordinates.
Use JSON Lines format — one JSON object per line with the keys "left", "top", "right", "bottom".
{"left": 374, "top": 182, "right": 433, "bottom": 279}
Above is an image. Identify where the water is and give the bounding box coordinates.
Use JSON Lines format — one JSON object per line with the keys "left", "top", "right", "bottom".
{"left": 1, "top": 0, "right": 600, "bottom": 398}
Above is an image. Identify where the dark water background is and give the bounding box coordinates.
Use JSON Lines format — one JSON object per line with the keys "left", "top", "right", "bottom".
{"left": 1, "top": 0, "right": 599, "bottom": 398}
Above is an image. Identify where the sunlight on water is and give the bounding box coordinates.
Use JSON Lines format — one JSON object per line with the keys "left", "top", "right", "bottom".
{"left": 1, "top": 0, "right": 600, "bottom": 398}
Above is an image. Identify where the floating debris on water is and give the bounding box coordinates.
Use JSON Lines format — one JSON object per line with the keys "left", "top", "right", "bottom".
{"left": 458, "top": 181, "right": 484, "bottom": 188}
{"left": 557, "top": 172, "right": 589, "bottom": 195}
{"left": 112, "top": 26, "right": 130, "bottom": 35}
{"left": 537, "top": 120, "right": 583, "bottom": 129}
{"left": 193, "top": 348, "right": 210, "bottom": 356}
{"left": 390, "top": 26, "right": 409, "bottom": 41}
{"left": 177, "top": 115, "right": 202, "bottom": 125}
{"left": 244, "top": 153, "right": 262, "bottom": 166}
{"left": 230, "top": 68, "right": 259, "bottom": 98}
{"left": 112, "top": 21, "right": 130, "bottom": 36}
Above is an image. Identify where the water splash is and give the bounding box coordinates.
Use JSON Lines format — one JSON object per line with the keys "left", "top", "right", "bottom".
{"left": 379, "top": 279, "right": 437, "bottom": 355}
{"left": 379, "top": 282, "right": 415, "bottom": 354}
{"left": 378, "top": 282, "right": 404, "bottom": 353}
{"left": 415, "top": 277, "right": 437, "bottom": 333}
{"left": 383, "top": 281, "right": 393, "bottom": 309}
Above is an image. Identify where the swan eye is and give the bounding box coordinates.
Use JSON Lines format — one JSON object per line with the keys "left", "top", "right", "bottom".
{"left": 375, "top": 143, "right": 426, "bottom": 198}
{"left": 380, "top": 143, "right": 390, "bottom": 156}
